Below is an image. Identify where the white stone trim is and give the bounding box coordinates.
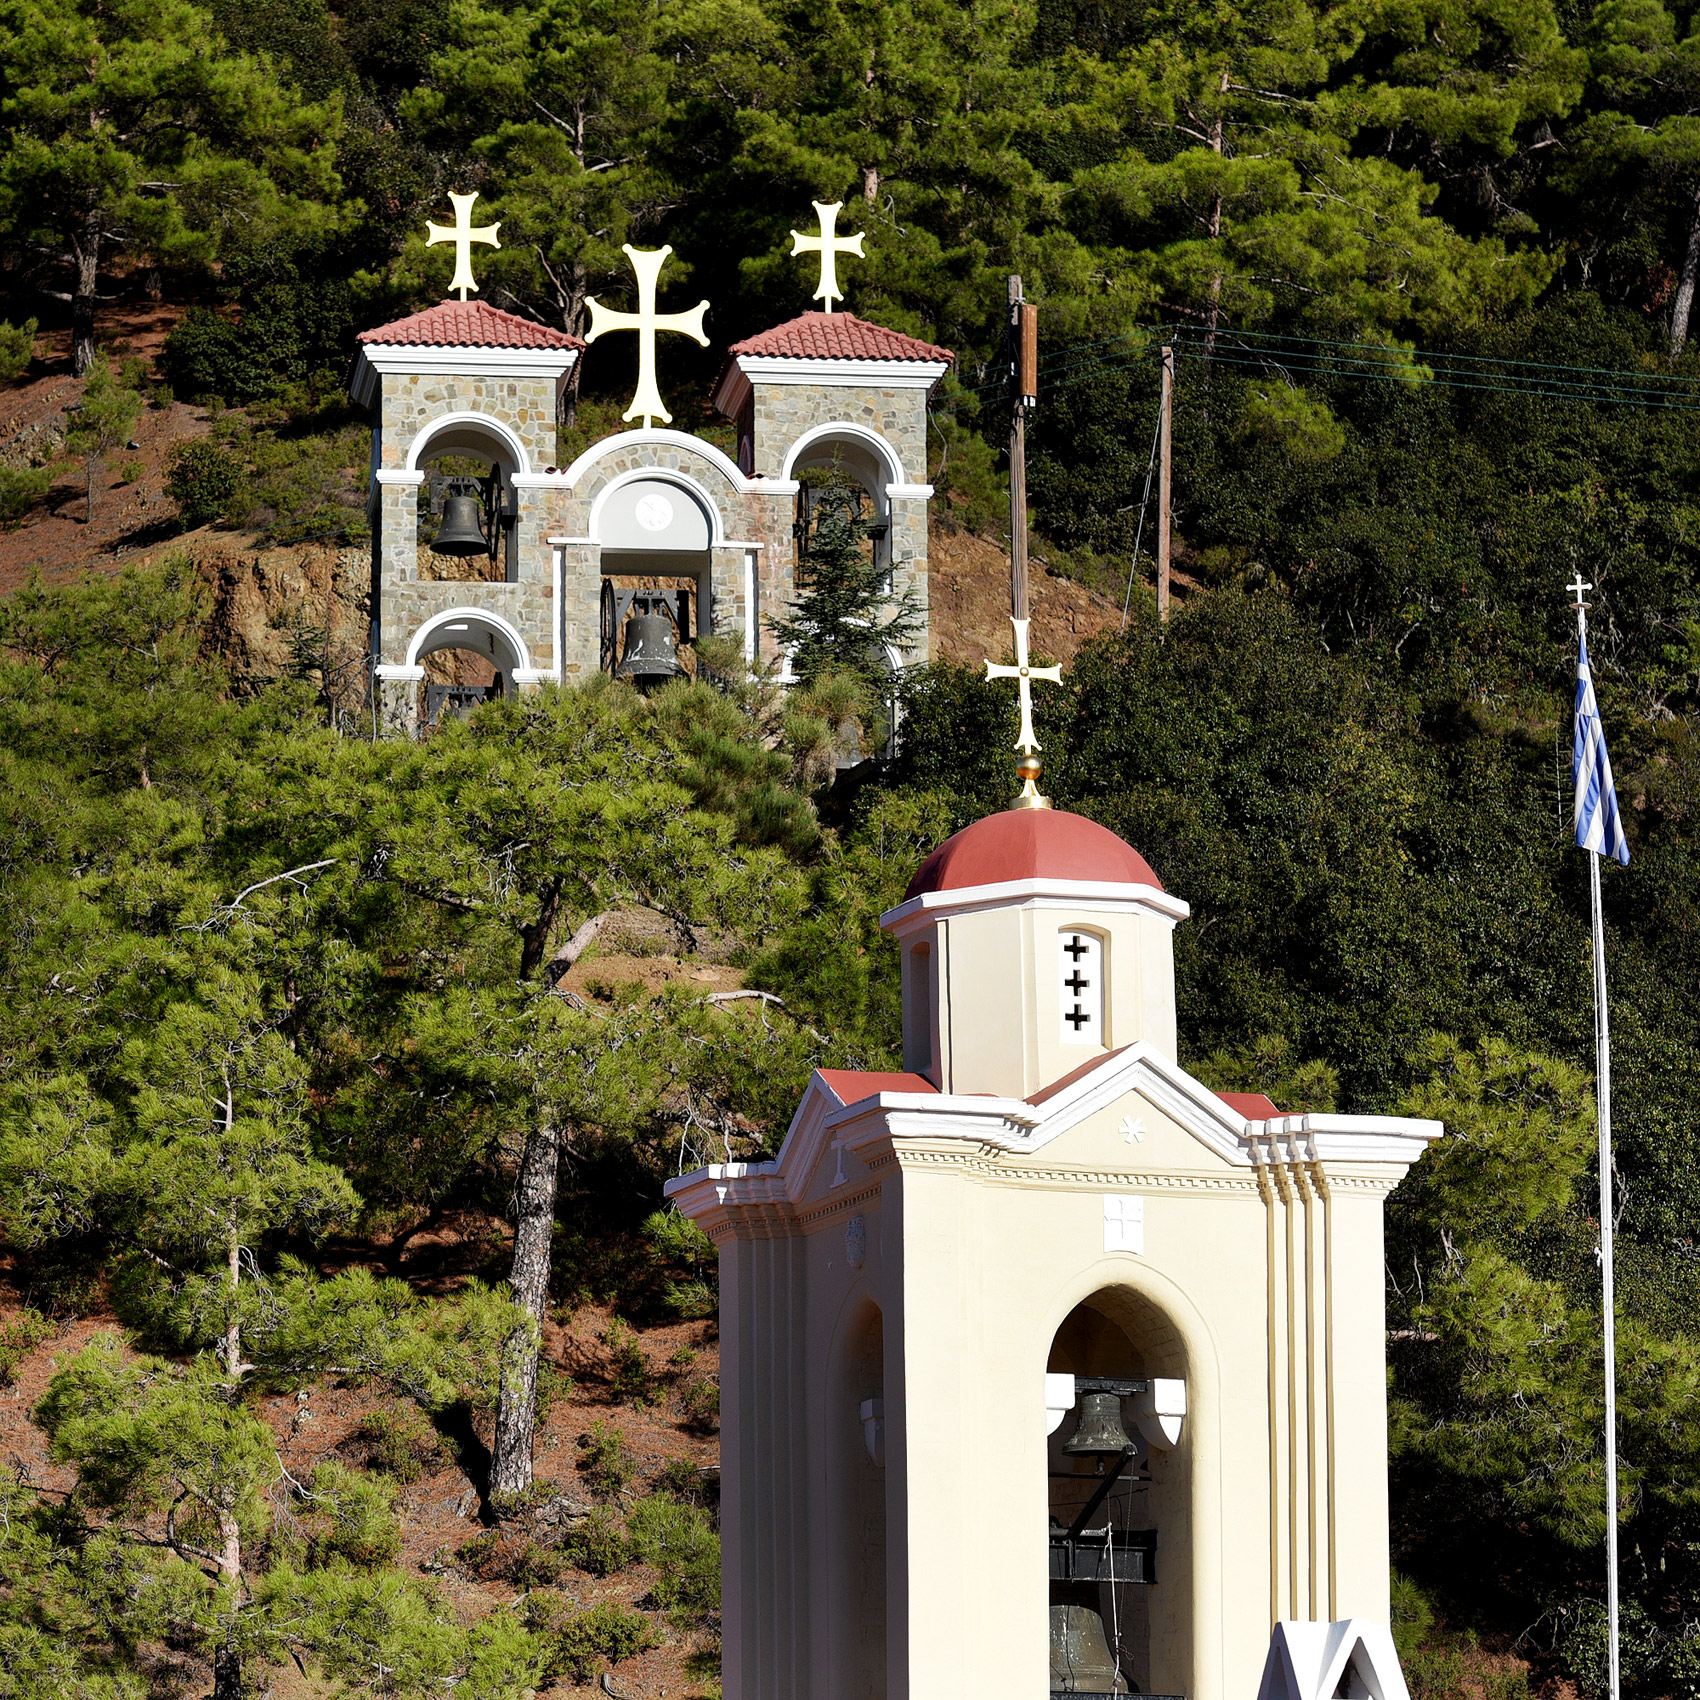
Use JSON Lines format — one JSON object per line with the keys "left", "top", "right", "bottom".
{"left": 352, "top": 341, "right": 578, "bottom": 407}
{"left": 881, "top": 877, "right": 1192, "bottom": 937}
{"left": 374, "top": 664, "right": 425, "bottom": 682}
{"left": 373, "top": 469, "right": 426, "bottom": 487}
{"left": 886, "top": 482, "right": 934, "bottom": 499}
{"left": 403, "top": 409, "right": 533, "bottom": 476}
{"left": 741, "top": 354, "right": 948, "bottom": 390}
{"left": 779, "top": 420, "right": 909, "bottom": 487}
{"left": 561, "top": 428, "right": 753, "bottom": 493}
{"left": 403, "top": 605, "right": 535, "bottom": 673}
{"left": 510, "top": 667, "right": 551, "bottom": 686}
{"left": 588, "top": 466, "right": 726, "bottom": 546}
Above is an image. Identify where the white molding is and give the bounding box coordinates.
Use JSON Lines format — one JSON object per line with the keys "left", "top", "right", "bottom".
{"left": 588, "top": 465, "right": 726, "bottom": 546}
{"left": 352, "top": 341, "right": 578, "bottom": 407}
{"left": 881, "top": 878, "right": 1192, "bottom": 938}
{"left": 886, "top": 482, "right": 934, "bottom": 499}
{"left": 547, "top": 536, "right": 596, "bottom": 548}
{"left": 373, "top": 664, "right": 425, "bottom": 682}
{"left": 562, "top": 428, "right": 752, "bottom": 493}
{"left": 373, "top": 469, "right": 425, "bottom": 487}
{"left": 510, "top": 667, "right": 551, "bottom": 686}
{"left": 509, "top": 471, "right": 572, "bottom": 489}
{"left": 739, "top": 354, "right": 948, "bottom": 390}
{"left": 402, "top": 605, "right": 535, "bottom": 672}
{"left": 779, "top": 420, "right": 908, "bottom": 486}
{"left": 403, "top": 409, "right": 533, "bottom": 476}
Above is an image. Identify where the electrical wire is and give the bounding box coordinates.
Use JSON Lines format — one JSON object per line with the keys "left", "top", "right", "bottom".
{"left": 1121, "top": 401, "right": 1163, "bottom": 633}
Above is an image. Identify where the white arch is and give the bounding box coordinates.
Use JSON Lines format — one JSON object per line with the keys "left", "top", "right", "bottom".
{"left": 780, "top": 420, "right": 908, "bottom": 487}
{"left": 588, "top": 465, "right": 727, "bottom": 545}
{"left": 404, "top": 409, "right": 532, "bottom": 476}
{"left": 563, "top": 427, "right": 751, "bottom": 492}
{"left": 403, "top": 605, "right": 535, "bottom": 674}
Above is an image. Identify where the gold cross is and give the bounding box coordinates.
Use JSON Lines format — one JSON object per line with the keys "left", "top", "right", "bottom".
{"left": 584, "top": 245, "right": 710, "bottom": 428}
{"left": 790, "top": 201, "right": 865, "bottom": 314}
{"left": 985, "top": 617, "right": 1062, "bottom": 809}
{"left": 426, "top": 192, "right": 501, "bottom": 301}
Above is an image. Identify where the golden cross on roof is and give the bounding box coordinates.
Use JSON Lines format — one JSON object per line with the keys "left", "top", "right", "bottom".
{"left": 426, "top": 192, "right": 501, "bottom": 301}
{"left": 790, "top": 201, "right": 865, "bottom": 314}
{"left": 985, "top": 616, "right": 1063, "bottom": 810}
{"left": 585, "top": 245, "right": 710, "bottom": 428}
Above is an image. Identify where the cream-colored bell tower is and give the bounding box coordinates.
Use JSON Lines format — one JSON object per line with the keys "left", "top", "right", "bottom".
{"left": 668, "top": 808, "right": 1443, "bottom": 1700}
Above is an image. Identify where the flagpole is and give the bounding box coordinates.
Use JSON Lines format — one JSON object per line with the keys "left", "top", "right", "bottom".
{"left": 1574, "top": 584, "right": 1620, "bottom": 1700}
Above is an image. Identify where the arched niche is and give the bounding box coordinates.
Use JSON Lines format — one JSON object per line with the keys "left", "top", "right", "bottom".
{"left": 828, "top": 1295, "right": 887, "bottom": 1700}
{"left": 1046, "top": 1287, "right": 1191, "bottom": 1699}
{"left": 407, "top": 414, "right": 526, "bottom": 584}
{"left": 404, "top": 607, "right": 532, "bottom": 726}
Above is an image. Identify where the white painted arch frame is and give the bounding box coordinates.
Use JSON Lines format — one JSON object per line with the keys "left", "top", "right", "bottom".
{"left": 404, "top": 605, "right": 537, "bottom": 677}
{"left": 587, "top": 464, "right": 729, "bottom": 547}
{"left": 780, "top": 420, "right": 910, "bottom": 490}
{"left": 404, "top": 409, "right": 533, "bottom": 477}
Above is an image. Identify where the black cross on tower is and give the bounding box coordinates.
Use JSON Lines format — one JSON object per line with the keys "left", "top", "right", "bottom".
{"left": 1065, "top": 1004, "right": 1092, "bottom": 1030}
{"left": 1064, "top": 969, "right": 1091, "bottom": 996}
{"left": 1064, "top": 935, "right": 1090, "bottom": 961}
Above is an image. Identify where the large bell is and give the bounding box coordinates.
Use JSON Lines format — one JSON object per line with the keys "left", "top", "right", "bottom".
{"left": 618, "top": 601, "right": 680, "bottom": 684}
{"left": 1064, "top": 1392, "right": 1135, "bottom": 1457}
{"left": 433, "top": 491, "right": 490, "bottom": 557}
{"left": 1050, "top": 1603, "right": 1129, "bottom": 1693}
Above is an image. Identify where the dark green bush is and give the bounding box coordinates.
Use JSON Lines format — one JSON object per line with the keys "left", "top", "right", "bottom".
{"left": 355, "top": 1404, "right": 446, "bottom": 1483}
{"left": 166, "top": 440, "right": 245, "bottom": 529}
{"left": 576, "top": 1419, "right": 634, "bottom": 1500}
{"left": 563, "top": 1507, "right": 631, "bottom": 1578}
{"left": 628, "top": 1494, "right": 719, "bottom": 1627}
{"left": 0, "top": 465, "right": 51, "bottom": 527}
{"left": 303, "top": 1461, "right": 401, "bottom": 1569}
{"left": 0, "top": 1308, "right": 54, "bottom": 1386}
{"left": 0, "top": 318, "right": 38, "bottom": 382}
{"left": 546, "top": 1600, "right": 659, "bottom": 1682}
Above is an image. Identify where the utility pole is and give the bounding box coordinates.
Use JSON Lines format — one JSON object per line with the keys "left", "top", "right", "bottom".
{"left": 1157, "top": 344, "right": 1174, "bottom": 623}
{"left": 1008, "top": 275, "right": 1037, "bottom": 620}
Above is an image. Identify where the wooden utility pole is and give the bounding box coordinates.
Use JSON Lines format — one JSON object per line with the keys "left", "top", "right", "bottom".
{"left": 1157, "top": 344, "right": 1174, "bottom": 623}
{"left": 1008, "top": 275, "right": 1038, "bottom": 620}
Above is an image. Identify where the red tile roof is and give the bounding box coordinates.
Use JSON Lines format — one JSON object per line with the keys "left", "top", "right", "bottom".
{"left": 729, "top": 312, "right": 952, "bottom": 364}
{"left": 817, "top": 1068, "right": 940, "bottom": 1107}
{"left": 358, "top": 298, "right": 583, "bottom": 350}
{"left": 1026, "top": 1047, "right": 1129, "bottom": 1106}
{"left": 906, "top": 810, "right": 1163, "bottom": 901}
{"left": 1217, "top": 1091, "right": 1281, "bottom": 1120}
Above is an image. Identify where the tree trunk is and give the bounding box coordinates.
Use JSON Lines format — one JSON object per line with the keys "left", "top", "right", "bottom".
{"left": 212, "top": 1509, "right": 244, "bottom": 1700}
{"left": 488, "top": 1124, "right": 561, "bottom": 1500}
{"left": 1672, "top": 185, "right": 1700, "bottom": 359}
{"left": 519, "top": 878, "right": 563, "bottom": 979}
{"left": 72, "top": 235, "right": 99, "bottom": 378}
{"left": 224, "top": 1233, "right": 241, "bottom": 1381}
{"left": 864, "top": 165, "right": 879, "bottom": 205}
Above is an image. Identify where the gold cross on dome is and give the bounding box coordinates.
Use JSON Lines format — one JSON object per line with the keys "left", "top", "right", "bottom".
{"left": 585, "top": 245, "right": 710, "bottom": 428}
{"left": 790, "top": 201, "right": 865, "bottom": 314}
{"left": 985, "top": 616, "right": 1063, "bottom": 810}
{"left": 426, "top": 192, "right": 501, "bottom": 301}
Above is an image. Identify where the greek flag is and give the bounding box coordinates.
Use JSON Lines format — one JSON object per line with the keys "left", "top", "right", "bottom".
{"left": 1574, "top": 635, "right": 1630, "bottom": 866}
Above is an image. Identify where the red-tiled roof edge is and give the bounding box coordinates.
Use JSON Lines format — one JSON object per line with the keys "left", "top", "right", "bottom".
{"left": 1026, "top": 1047, "right": 1130, "bottom": 1107}
{"left": 357, "top": 298, "right": 584, "bottom": 350}
{"left": 1216, "top": 1091, "right": 1281, "bottom": 1120}
{"left": 726, "top": 311, "right": 953, "bottom": 364}
{"left": 816, "top": 1068, "right": 941, "bottom": 1108}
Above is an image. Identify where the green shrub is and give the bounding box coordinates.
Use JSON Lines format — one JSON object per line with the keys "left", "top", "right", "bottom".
{"left": 355, "top": 1404, "right": 446, "bottom": 1483}
{"left": 454, "top": 1529, "right": 504, "bottom": 1579}
{"left": 0, "top": 1308, "right": 54, "bottom": 1387}
{"left": 166, "top": 439, "right": 245, "bottom": 529}
{"left": 304, "top": 1461, "right": 401, "bottom": 1569}
{"left": 0, "top": 318, "right": 37, "bottom": 382}
{"left": 118, "top": 356, "right": 149, "bottom": 392}
{"left": 628, "top": 1494, "right": 720, "bottom": 1627}
{"left": 536, "top": 1359, "right": 573, "bottom": 1425}
{"left": 564, "top": 1506, "right": 632, "bottom": 1577}
{"left": 679, "top": 1376, "right": 720, "bottom": 1433}
{"left": 604, "top": 1317, "right": 657, "bottom": 1405}
{"left": 546, "top": 1600, "right": 659, "bottom": 1682}
{"left": 0, "top": 465, "right": 51, "bottom": 527}
{"left": 455, "top": 1527, "right": 568, "bottom": 1586}
{"left": 576, "top": 1418, "right": 634, "bottom": 1500}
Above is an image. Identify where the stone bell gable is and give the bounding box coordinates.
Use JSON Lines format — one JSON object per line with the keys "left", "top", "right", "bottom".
{"left": 353, "top": 299, "right": 951, "bottom": 732}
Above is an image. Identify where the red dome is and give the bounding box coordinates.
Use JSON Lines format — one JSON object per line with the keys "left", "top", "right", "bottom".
{"left": 904, "top": 810, "right": 1163, "bottom": 900}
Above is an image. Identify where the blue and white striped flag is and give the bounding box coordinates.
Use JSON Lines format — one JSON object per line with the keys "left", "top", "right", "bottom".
{"left": 1574, "top": 635, "right": 1630, "bottom": 866}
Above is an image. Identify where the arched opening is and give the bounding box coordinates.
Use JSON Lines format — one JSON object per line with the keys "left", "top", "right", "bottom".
{"left": 410, "top": 417, "right": 525, "bottom": 585}
{"left": 592, "top": 473, "right": 720, "bottom": 680}
{"left": 1046, "top": 1288, "right": 1190, "bottom": 1699}
{"left": 830, "top": 1299, "right": 887, "bottom": 1700}
{"left": 406, "top": 610, "right": 532, "bottom": 728}
{"left": 791, "top": 436, "right": 893, "bottom": 585}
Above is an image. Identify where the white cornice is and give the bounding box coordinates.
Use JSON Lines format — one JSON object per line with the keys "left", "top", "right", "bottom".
{"left": 560, "top": 428, "right": 754, "bottom": 493}
{"left": 714, "top": 354, "right": 949, "bottom": 418}
{"left": 663, "top": 1051, "right": 1443, "bottom": 1234}
{"left": 352, "top": 341, "right": 579, "bottom": 407}
{"left": 881, "top": 877, "right": 1191, "bottom": 938}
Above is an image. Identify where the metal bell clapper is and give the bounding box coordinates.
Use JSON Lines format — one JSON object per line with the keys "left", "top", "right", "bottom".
{"left": 432, "top": 486, "right": 490, "bottom": 557}
{"left": 1064, "top": 1391, "right": 1136, "bottom": 1459}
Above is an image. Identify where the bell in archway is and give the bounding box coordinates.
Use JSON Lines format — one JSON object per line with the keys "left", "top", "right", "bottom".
{"left": 618, "top": 598, "right": 680, "bottom": 685}
{"left": 1050, "top": 1602, "right": 1129, "bottom": 1693}
{"left": 433, "top": 489, "right": 489, "bottom": 557}
{"left": 1065, "top": 1392, "right": 1135, "bottom": 1457}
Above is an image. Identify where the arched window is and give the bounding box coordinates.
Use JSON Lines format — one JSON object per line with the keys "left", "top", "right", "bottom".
{"left": 902, "top": 941, "right": 933, "bottom": 1073}
{"left": 1059, "top": 929, "right": 1107, "bottom": 1046}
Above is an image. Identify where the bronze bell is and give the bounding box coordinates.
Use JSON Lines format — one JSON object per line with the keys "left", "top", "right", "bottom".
{"left": 617, "top": 599, "right": 680, "bottom": 684}
{"left": 1064, "top": 1392, "right": 1135, "bottom": 1457}
{"left": 433, "top": 490, "right": 490, "bottom": 557}
{"left": 1050, "top": 1603, "right": 1129, "bottom": 1693}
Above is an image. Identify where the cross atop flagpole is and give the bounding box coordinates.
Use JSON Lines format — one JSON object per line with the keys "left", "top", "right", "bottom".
{"left": 1570, "top": 569, "right": 1626, "bottom": 1700}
